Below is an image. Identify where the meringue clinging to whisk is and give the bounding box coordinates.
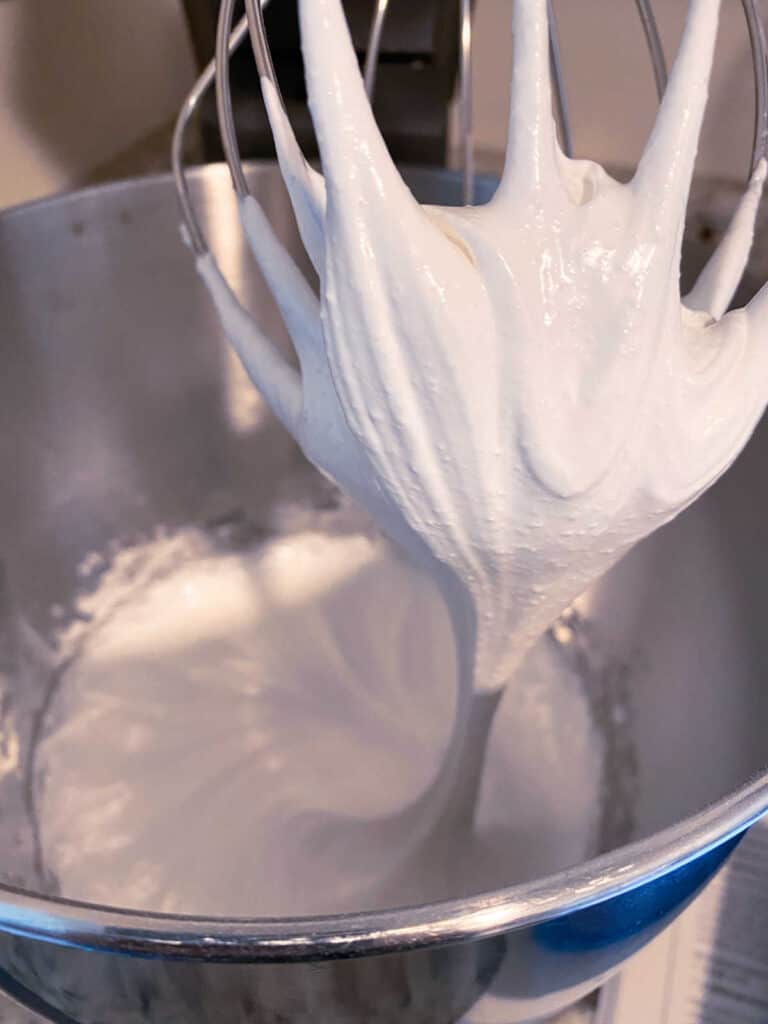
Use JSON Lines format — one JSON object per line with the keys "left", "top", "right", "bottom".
{"left": 195, "top": 0, "right": 768, "bottom": 696}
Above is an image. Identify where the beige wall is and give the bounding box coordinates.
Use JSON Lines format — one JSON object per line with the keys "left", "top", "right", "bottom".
{"left": 0, "top": 0, "right": 195, "bottom": 208}
{"left": 471, "top": 0, "right": 766, "bottom": 180}
{"left": 1, "top": 1, "right": 765, "bottom": 211}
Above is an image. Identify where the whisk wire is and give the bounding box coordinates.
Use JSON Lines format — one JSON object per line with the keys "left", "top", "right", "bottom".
{"left": 460, "top": 0, "right": 475, "bottom": 203}
{"left": 216, "top": 0, "right": 249, "bottom": 198}
{"left": 244, "top": 0, "right": 281, "bottom": 96}
{"left": 363, "top": 0, "right": 390, "bottom": 98}
{"left": 172, "top": 12, "right": 251, "bottom": 256}
{"left": 548, "top": 0, "right": 574, "bottom": 158}
{"left": 744, "top": 0, "right": 768, "bottom": 171}
{"left": 634, "top": 0, "right": 668, "bottom": 100}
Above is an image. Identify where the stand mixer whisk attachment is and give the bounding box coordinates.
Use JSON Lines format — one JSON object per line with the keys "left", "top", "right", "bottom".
{"left": 169, "top": 0, "right": 768, "bottom": 909}
{"left": 170, "top": 0, "right": 768, "bottom": 697}
{"left": 173, "top": 0, "right": 768, "bottom": 262}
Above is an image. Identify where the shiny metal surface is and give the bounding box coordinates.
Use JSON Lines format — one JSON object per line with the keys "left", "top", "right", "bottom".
{"left": 744, "top": 0, "right": 768, "bottom": 171}
{"left": 459, "top": 0, "right": 475, "bottom": 203}
{"left": 216, "top": 0, "right": 250, "bottom": 199}
{"left": 1, "top": 162, "right": 768, "bottom": 1022}
{"left": 634, "top": 0, "right": 667, "bottom": 100}
{"left": 244, "top": 0, "right": 279, "bottom": 93}
{"left": 363, "top": 0, "right": 390, "bottom": 98}
{"left": 172, "top": 12, "right": 250, "bottom": 254}
{"left": 547, "top": 0, "right": 573, "bottom": 159}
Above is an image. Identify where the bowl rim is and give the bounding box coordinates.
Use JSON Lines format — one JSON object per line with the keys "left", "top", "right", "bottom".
{"left": 0, "top": 775, "right": 763, "bottom": 962}
{"left": 1, "top": 165, "right": 767, "bottom": 962}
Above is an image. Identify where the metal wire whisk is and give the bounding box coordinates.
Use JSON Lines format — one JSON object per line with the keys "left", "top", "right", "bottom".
{"left": 173, "top": 0, "right": 768, "bottom": 261}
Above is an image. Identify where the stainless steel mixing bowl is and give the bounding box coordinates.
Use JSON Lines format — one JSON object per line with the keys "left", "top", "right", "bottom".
{"left": 1, "top": 163, "right": 767, "bottom": 1023}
